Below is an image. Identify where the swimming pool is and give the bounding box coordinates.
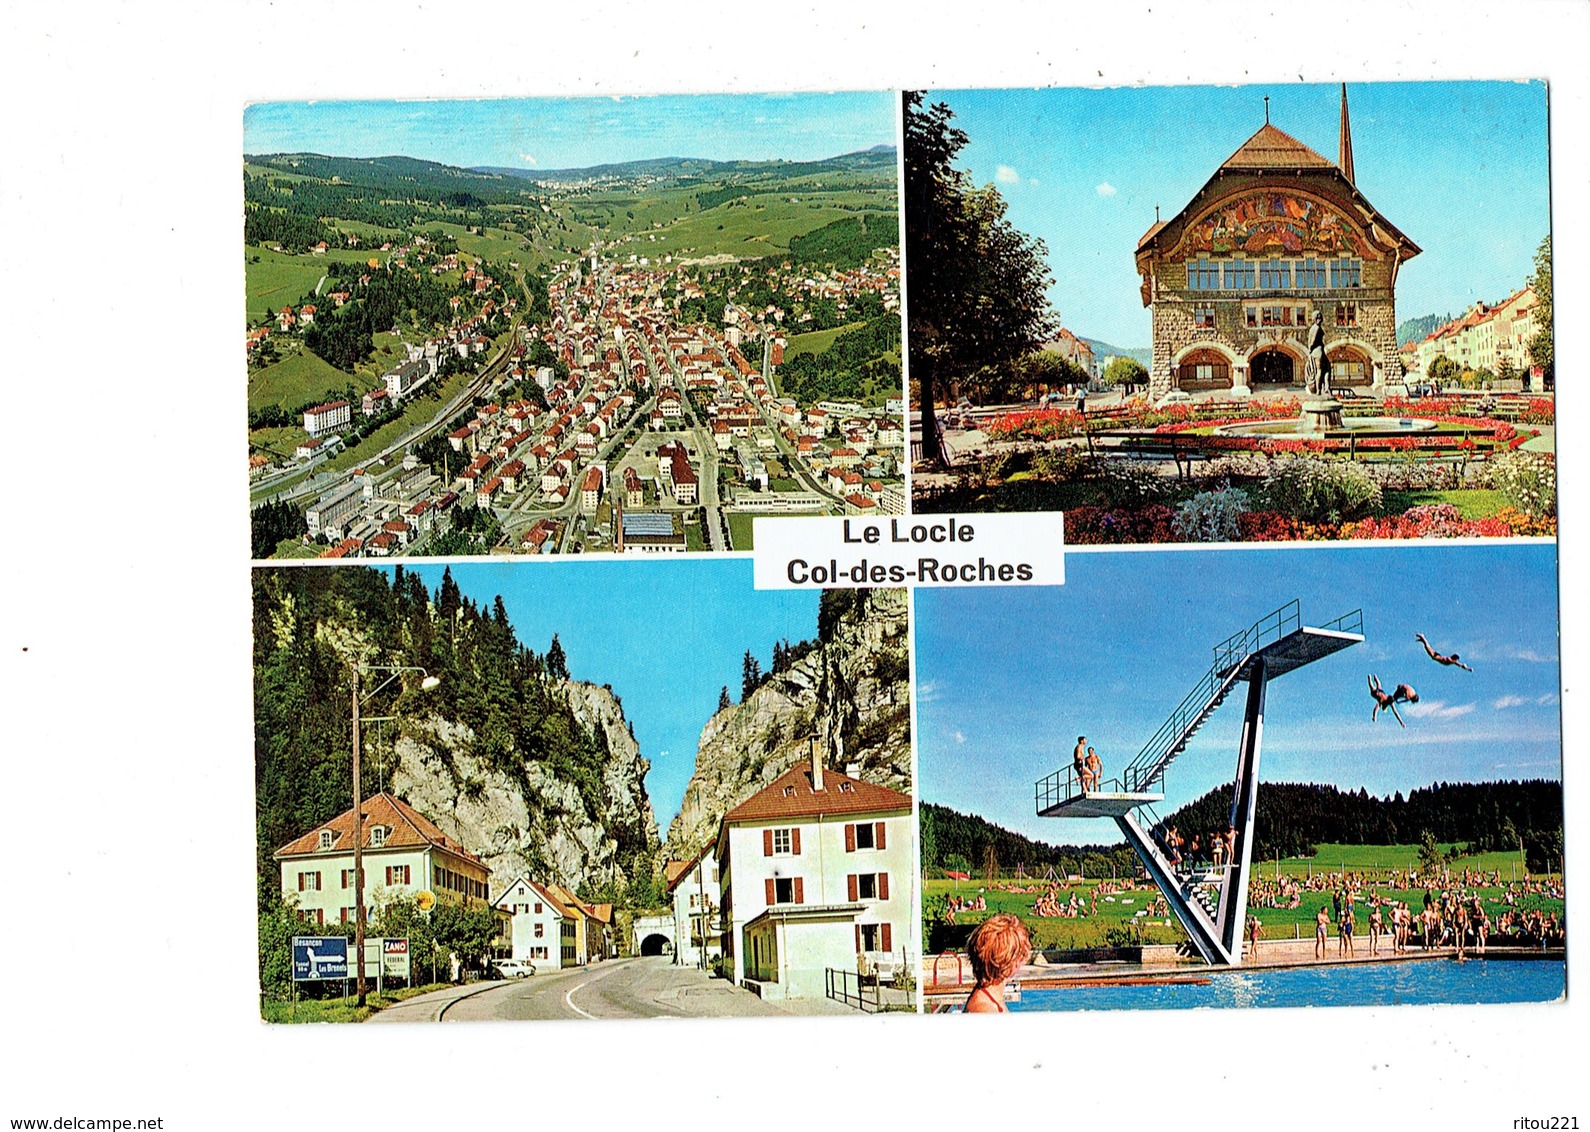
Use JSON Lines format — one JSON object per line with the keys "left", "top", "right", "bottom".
{"left": 999, "top": 958, "right": 1563, "bottom": 1012}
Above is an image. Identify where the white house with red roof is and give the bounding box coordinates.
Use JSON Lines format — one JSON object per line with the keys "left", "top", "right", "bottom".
{"left": 666, "top": 848, "right": 723, "bottom": 970}
{"left": 715, "top": 743, "right": 913, "bottom": 1001}
{"left": 494, "top": 876, "right": 568, "bottom": 968}
{"left": 274, "top": 792, "right": 492, "bottom": 928}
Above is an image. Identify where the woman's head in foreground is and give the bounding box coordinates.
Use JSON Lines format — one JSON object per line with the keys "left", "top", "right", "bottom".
{"left": 967, "top": 913, "right": 1031, "bottom": 986}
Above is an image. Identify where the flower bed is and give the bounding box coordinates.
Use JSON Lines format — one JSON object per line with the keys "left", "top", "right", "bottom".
{"left": 1062, "top": 500, "right": 1553, "bottom": 544}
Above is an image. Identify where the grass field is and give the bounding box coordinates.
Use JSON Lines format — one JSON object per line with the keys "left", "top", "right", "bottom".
{"left": 786, "top": 321, "right": 867, "bottom": 359}
{"left": 247, "top": 346, "right": 353, "bottom": 414}
{"left": 727, "top": 512, "right": 755, "bottom": 550}
{"left": 924, "top": 843, "right": 1563, "bottom": 950}
{"left": 244, "top": 246, "right": 362, "bottom": 323}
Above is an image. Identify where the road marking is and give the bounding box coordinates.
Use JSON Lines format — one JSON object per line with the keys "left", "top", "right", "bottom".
{"left": 564, "top": 982, "right": 597, "bottom": 1020}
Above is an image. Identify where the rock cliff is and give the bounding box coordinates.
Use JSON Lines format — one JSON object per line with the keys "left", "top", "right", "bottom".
{"left": 392, "top": 681, "right": 659, "bottom": 893}
{"left": 664, "top": 588, "right": 911, "bottom": 862}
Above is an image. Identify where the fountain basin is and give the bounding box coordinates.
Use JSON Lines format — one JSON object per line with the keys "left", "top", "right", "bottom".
{"left": 1213, "top": 416, "right": 1440, "bottom": 440}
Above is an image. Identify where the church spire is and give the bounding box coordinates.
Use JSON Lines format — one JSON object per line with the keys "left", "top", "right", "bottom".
{"left": 1339, "top": 83, "right": 1356, "bottom": 184}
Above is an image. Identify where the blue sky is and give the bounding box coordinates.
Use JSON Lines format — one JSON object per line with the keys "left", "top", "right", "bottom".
{"left": 930, "top": 81, "right": 1551, "bottom": 347}
{"left": 915, "top": 542, "right": 1562, "bottom": 848}
{"left": 398, "top": 561, "right": 818, "bottom": 839}
{"left": 244, "top": 92, "right": 897, "bottom": 170}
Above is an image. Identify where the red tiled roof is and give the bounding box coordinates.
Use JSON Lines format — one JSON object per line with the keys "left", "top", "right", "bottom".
{"left": 721, "top": 763, "right": 910, "bottom": 825}
{"left": 274, "top": 792, "right": 486, "bottom": 866}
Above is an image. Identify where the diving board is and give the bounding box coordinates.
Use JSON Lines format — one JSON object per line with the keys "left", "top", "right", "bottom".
{"left": 1035, "top": 600, "right": 1363, "bottom": 965}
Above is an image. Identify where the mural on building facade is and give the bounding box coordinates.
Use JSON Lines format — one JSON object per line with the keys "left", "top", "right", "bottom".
{"left": 1182, "top": 192, "right": 1378, "bottom": 260}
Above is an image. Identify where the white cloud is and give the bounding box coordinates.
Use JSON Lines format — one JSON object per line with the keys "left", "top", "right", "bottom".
{"left": 1400, "top": 699, "right": 1477, "bottom": 720}
{"left": 995, "top": 164, "right": 1021, "bottom": 184}
{"left": 1538, "top": 692, "right": 1560, "bottom": 705}
{"left": 518, "top": 153, "right": 538, "bottom": 165}
{"left": 953, "top": 731, "right": 966, "bottom": 744}
{"left": 1494, "top": 695, "right": 1530, "bottom": 710}
{"left": 1096, "top": 182, "right": 1117, "bottom": 197}
{"left": 917, "top": 681, "right": 940, "bottom": 704}
{"left": 1504, "top": 646, "right": 1558, "bottom": 663}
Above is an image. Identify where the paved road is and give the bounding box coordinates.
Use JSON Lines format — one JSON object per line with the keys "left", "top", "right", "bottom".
{"left": 439, "top": 957, "right": 794, "bottom": 1021}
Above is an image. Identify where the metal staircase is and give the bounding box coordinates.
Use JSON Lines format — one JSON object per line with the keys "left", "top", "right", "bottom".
{"left": 1036, "top": 600, "right": 1363, "bottom": 965}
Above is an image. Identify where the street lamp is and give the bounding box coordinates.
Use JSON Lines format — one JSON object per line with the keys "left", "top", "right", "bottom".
{"left": 350, "top": 663, "right": 440, "bottom": 1007}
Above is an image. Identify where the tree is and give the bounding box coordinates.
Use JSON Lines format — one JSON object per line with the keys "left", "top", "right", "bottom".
{"left": 1428, "top": 355, "right": 1459, "bottom": 385}
{"left": 740, "top": 650, "right": 762, "bottom": 701}
{"left": 1417, "top": 830, "right": 1446, "bottom": 875}
{"left": 904, "top": 92, "right": 1057, "bottom": 464}
{"left": 1527, "top": 234, "right": 1553, "bottom": 381}
{"left": 1103, "top": 356, "right": 1149, "bottom": 392}
{"left": 717, "top": 685, "right": 732, "bottom": 713}
{"left": 546, "top": 633, "right": 569, "bottom": 681}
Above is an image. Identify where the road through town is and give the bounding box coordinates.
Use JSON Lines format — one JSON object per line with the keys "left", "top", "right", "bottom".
{"left": 435, "top": 957, "right": 794, "bottom": 1021}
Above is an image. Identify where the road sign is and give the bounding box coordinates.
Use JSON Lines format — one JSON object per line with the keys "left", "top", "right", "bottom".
{"left": 292, "top": 936, "right": 349, "bottom": 982}
{"left": 383, "top": 937, "right": 411, "bottom": 979}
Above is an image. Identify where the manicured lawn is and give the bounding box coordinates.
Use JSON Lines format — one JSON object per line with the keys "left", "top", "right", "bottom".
{"left": 685, "top": 522, "right": 706, "bottom": 552}
{"left": 247, "top": 346, "right": 353, "bottom": 414}
{"left": 1380, "top": 489, "right": 1512, "bottom": 519}
{"left": 248, "top": 425, "right": 307, "bottom": 461}
{"left": 727, "top": 512, "right": 755, "bottom": 550}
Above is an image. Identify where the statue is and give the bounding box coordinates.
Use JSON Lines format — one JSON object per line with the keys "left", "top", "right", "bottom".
{"left": 1303, "top": 311, "right": 1333, "bottom": 397}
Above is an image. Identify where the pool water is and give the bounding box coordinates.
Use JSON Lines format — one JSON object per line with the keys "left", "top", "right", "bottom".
{"left": 1004, "top": 958, "right": 1564, "bottom": 1012}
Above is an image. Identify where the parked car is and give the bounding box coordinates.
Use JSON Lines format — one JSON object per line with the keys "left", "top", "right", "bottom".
{"left": 495, "top": 959, "right": 536, "bottom": 979}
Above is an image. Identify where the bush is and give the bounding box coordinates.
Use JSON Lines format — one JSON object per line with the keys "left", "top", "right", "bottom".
{"left": 1096, "top": 458, "right": 1166, "bottom": 505}
{"left": 1173, "top": 485, "right": 1250, "bottom": 542}
{"left": 1032, "top": 447, "right": 1089, "bottom": 481}
{"left": 1488, "top": 449, "right": 1557, "bottom": 518}
{"left": 1261, "top": 456, "right": 1382, "bottom": 523}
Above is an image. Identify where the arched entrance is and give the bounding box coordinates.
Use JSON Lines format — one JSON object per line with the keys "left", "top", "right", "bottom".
{"left": 1250, "top": 348, "right": 1296, "bottom": 386}
{"left": 1174, "top": 347, "right": 1233, "bottom": 392}
{"left": 639, "top": 933, "right": 672, "bottom": 957}
{"left": 1327, "top": 344, "right": 1372, "bottom": 388}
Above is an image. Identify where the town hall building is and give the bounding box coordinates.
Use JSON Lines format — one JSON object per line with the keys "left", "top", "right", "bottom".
{"left": 1135, "top": 88, "right": 1420, "bottom": 401}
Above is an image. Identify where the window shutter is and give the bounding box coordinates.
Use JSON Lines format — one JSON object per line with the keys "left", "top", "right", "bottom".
{"left": 297, "top": 873, "right": 305, "bottom": 892}
{"left": 847, "top": 874, "right": 858, "bottom": 901}
{"left": 879, "top": 872, "right": 890, "bottom": 900}
{"left": 875, "top": 821, "right": 886, "bottom": 850}
{"left": 880, "top": 923, "right": 892, "bottom": 952}
{"left": 765, "top": 878, "right": 776, "bottom": 905}
{"left": 791, "top": 828, "right": 801, "bottom": 855}
{"left": 385, "top": 866, "right": 392, "bottom": 885}
{"left": 845, "top": 824, "right": 856, "bottom": 852}
{"left": 855, "top": 924, "right": 862, "bottom": 951}
{"left": 793, "top": 877, "right": 804, "bottom": 904}
{"left": 763, "top": 829, "right": 774, "bottom": 857}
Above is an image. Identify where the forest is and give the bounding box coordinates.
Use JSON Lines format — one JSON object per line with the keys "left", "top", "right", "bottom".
{"left": 776, "top": 312, "right": 901, "bottom": 405}
{"left": 1163, "top": 779, "right": 1564, "bottom": 867}
{"left": 253, "top": 566, "right": 658, "bottom": 915}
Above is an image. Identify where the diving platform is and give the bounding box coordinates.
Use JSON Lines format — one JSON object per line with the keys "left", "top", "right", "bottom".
{"left": 1035, "top": 600, "right": 1362, "bottom": 965}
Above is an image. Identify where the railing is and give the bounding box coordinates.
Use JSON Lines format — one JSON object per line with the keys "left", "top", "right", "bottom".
{"left": 825, "top": 966, "right": 885, "bottom": 1013}
{"left": 1212, "top": 599, "right": 1300, "bottom": 674}
{"left": 1318, "top": 608, "right": 1364, "bottom": 636}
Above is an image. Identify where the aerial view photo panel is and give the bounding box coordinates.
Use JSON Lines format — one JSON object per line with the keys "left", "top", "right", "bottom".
{"left": 246, "top": 93, "right": 906, "bottom": 561}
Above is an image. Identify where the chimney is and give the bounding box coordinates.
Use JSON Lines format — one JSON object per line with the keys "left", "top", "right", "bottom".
{"left": 846, "top": 762, "right": 861, "bottom": 778}
{"left": 810, "top": 736, "right": 825, "bottom": 792}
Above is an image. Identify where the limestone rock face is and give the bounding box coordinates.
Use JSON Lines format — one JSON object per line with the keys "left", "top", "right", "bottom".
{"left": 392, "top": 682, "right": 658, "bottom": 894}
{"left": 665, "top": 588, "right": 911, "bottom": 862}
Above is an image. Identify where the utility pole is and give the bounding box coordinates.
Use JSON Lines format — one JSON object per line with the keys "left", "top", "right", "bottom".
{"left": 351, "top": 666, "right": 367, "bottom": 1007}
